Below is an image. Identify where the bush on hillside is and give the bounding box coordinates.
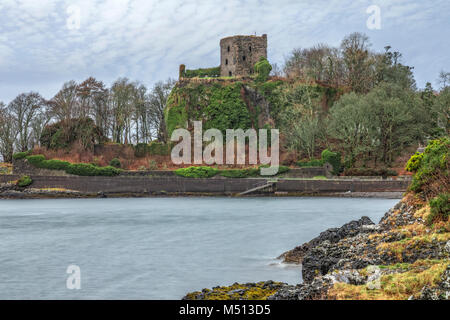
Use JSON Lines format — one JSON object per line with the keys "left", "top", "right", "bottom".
{"left": 175, "top": 166, "right": 218, "bottom": 178}
{"left": 40, "top": 117, "right": 105, "bottom": 150}
{"left": 254, "top": 57, "right": 272, "bottom": 82}
{"left": 321, "top": 149, "right": 342, "bottom": 175}
{"left": 259, "top": 165, "right": 290, "bottom": 176}
{"left": 297, "top": 159, "right": 324, "bottom": 168}
{"left": 12, "top": 151, "right": 31, "bottom": 160}
{"left": 25, "top": 155, "right": 121, "bottom": 177}
{"left": 109, "top": 158, "right": 121, "bottom": 168}
{"left": 405, "top": 152, "right": 424, "bottom": 172}
{"left": 149, "top": 142, "right": 170, "bottom": 156}
{"left": 134, "top": 143, "right": 149, "bottom": 158}
{"left": 427, "top": 193, "right": 450, "bottom": 225}
{"left": 17, "top": 175, "right": 32, "bottom": 188}
{"left": 219, "top": 168, "right": 260, "bottom": 178}
{"left": 407, "top": 137, "right": 449, "bottom": 198}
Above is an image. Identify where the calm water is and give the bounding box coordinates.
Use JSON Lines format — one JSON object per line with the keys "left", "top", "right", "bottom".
{"left": 0, "top": 197, "right": 397, "bottom": 299}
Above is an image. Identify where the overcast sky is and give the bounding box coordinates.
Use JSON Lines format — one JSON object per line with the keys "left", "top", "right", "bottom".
{"left": 0, "top": 0, "right": 449, "bottom": 103}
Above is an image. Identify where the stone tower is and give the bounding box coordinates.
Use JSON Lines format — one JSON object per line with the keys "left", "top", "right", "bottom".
{"left": 220, "top": 34, "right": 267, "bottom": 77}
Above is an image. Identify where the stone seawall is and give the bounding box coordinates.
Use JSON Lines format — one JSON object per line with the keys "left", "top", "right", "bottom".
{"left": 0, "top": 175, "right": 410, "bottom": 196}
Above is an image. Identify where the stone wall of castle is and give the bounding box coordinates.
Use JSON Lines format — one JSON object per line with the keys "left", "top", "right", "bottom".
{"left": 220, "top": 35, "right": 267, "bottom": 77}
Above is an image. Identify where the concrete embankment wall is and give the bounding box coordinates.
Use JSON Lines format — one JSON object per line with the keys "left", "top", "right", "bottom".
{"left": 0, "top": 175, "right": 410, "bottom": 195}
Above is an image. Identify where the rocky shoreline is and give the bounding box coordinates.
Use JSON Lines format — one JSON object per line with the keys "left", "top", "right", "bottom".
{"left": 184, "top": 194, "right": 450, "bottom": 300}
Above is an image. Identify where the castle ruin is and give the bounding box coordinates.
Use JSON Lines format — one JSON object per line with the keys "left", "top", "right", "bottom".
{"left": 220, "top": 34, "right": 268, "bottom": 77}
{"left": 180, "top": 34, "right": 268, "bottom": 79}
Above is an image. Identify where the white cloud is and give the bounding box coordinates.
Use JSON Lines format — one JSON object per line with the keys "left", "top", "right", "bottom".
{"left": 0, "top": 0, "right": 449, "bottom": 102}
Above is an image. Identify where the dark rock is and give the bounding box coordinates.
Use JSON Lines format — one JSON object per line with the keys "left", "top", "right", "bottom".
{"left": 279, "top": 216, "right": 375, "bottom": 264}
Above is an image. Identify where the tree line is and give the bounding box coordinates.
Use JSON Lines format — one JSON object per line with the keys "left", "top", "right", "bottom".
{"left": 0, "top": 77, "right": 174, "bottom": 162}
{"left": 279, "top": 32, "right": 449, "bottom": 167}
{"left": 1, "top": 32, "right": 448, "bottom": 168}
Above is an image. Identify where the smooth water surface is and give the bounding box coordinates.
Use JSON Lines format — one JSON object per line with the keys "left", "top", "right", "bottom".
{"left": 0, "top": 197, "right": 397, "bottom": 299}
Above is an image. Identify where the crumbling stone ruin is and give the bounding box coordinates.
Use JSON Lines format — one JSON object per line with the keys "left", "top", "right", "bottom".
{"left": 220, "top": 34, "right": 267, "bottom": 77}
{"left": 180, "top": 34, "right": 268, "bottom": 79}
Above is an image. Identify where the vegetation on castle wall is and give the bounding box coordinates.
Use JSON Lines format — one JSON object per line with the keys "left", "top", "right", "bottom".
{"left": 182, "top": 67, "right": 221, "bottom": 78}
{"left": 254, "top": 57, "right": 272, "bottom": 82}
{"left": 165, "top": 82, "right": 252, "bottom": 137}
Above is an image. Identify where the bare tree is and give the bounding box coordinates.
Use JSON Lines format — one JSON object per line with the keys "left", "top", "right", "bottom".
{"left": 148, "top": 79, "right": 175, "bottom": 143}
{"left": 30, "top": 105, "right": 51, "bottom": 148}
{"left": 0, "top": 103, "right": 17, "bottom": 162}
{"left": 48, "top": 81, "right": 79, "bottom": 122}
{"left": 110, "top": 78, "right": 135, "bottom": 144}
{"left": 77, "top": 77, "right": 109, "bottom": 135}
{"left": 439, "top": 70, "right": 450, "bottom": 89}
{"left": 341, "top": 32, "right": 375, "bottom": 93}
{"left": 8, "top": 92, "right": 45, "bottom": 152}
{"left": 132, "top": 83, "right": 149, "bottom": 144}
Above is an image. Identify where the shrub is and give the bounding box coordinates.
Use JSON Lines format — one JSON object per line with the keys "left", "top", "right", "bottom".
{"left": 406, "top": 152, "right": 424, "bottom": 172}
{"left": 26, "top": 155, "right": 46, "bottom": 166}
{"left": 25, "top": 154, "right": 121, "bottom": 177}
{"left": 17, "top": 175, "right": 32, "bottom": 187}
{"left": 427, "top": 193, "right": 450, "bottom": 225}
{"left": 175, "top": 166, "right": 218, "bottom": 178}
{"left": 220, "top": 168, "right": 260, "bottom": 178}
{"left": 65, "top": 163, "right": 121, "bottom": 177}
{"left": 42, "top": 159, "right": 71, "bottom": 171}
{"left": 148, "top": 160, "right": 158, "bottom": 170}
{"left": 259, "top": 165, "right": 290, "bottom": 176}
{"left": 109, "top": 158, "right": 121, "bottom": 168}
{"left": 94, "top": 166, "right": 122, "bottom": 177}
{"left": 13, "top": 151, "right": 31, "bottom": 160}
{"left": 408, "top": 137, "right": 449, "bottom": 196}
{"left": 321, "top": 149, "right": 342, "bottom": 175}
{"left": 40, "top": 117, "right": 105, "bottom": 150}
{"left": 65, "top": 163, "right": 98, "bottom": 176}
{"left": 148, "top": 142, "right": 170, "bottom": 156}
{"left": 297, "top": 159, "right": 324, "bottom": 167}
{"left": 134, "top": 143, "right": 149, "bottom": 158}
{"left": 254, "top": 57, "right": 272, "bottom": 82}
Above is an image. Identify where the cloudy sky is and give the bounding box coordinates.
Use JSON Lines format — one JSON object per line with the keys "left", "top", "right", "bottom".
{"left": 0, "top": 0, "right": 449, "bottom": 103}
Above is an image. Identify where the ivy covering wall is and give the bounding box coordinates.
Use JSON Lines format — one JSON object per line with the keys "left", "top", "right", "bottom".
{"left": 164, "top": 79, "right": 340, "bottom": 139}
